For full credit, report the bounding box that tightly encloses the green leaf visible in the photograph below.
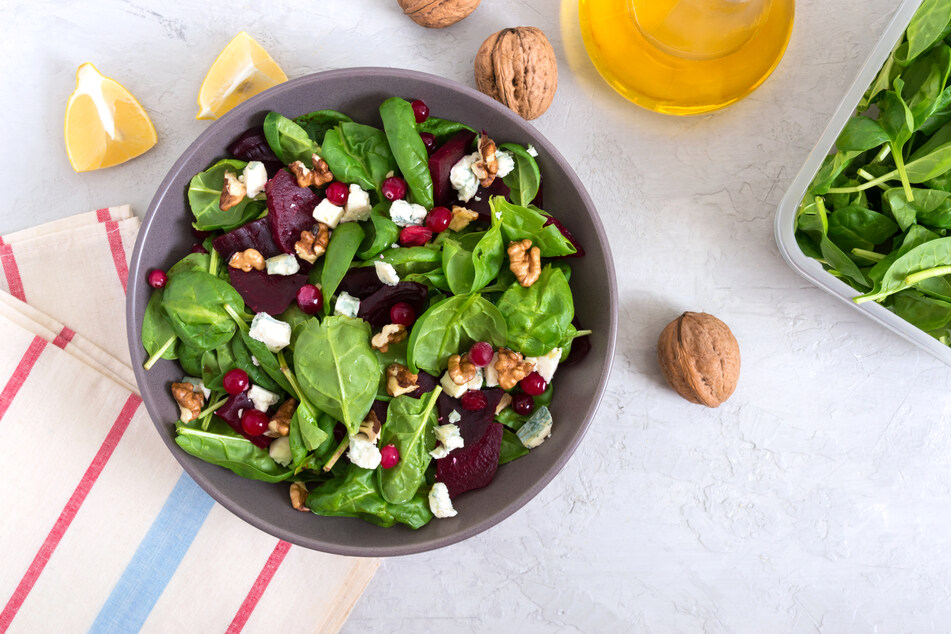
[142,289,178,362]
[378,389,441,505]
[498,143,541,206]
[371,246,442,276]
[161,271,244,352]
[356,204,401,260]
[306,464,433,529]
[175,426,291,483]
[893,289,951,330]
[497,265,574,357]
[885,187,951,230]
[835,116,889,152]
[499,428,530,465]
[905,0,951,63]
[380,97,434,209]
[442,222,504,295]
[492,197,577,257]
[827,205,900,251]
[416,117,475,144]
[293,109,352,144]
[296,401,330,452]
[263,111,321,165]
[322,122,397,194]
[855,236,951,303]
[188,159,263,232]
[230,334,282,392]
[321,222,365,312]
[406,294,507,374]
[236,329,293,394]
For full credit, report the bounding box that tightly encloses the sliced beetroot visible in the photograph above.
[338,266,385,299]
[229,267,308,315]
[266,169,321,254]
[371,399,389,426]
[215,391,271,448]
[430,130,476,206]
[213,217,281,261]
[463,178,512,222]
[436,388,503,446]
[228,127,283,176]
[357,281,428,328]
[543,214,585,258]
[436,421,503,498]
[409,371,438,399]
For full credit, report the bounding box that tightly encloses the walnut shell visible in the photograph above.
[397,0,480,28]
[657,312,740,408]
[474,27,558,120]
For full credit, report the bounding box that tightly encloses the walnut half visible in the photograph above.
[507,239,541,287]
[371,324,408,353]
[449,206,479,232]
[289,154,334,188]
[266,399,297,437]
[171,382,204,423]
[219,170,247,211]
[386,363,419,397]
[228,248,266,272]
[447,353,477,385]
[295,223,330,263]
[471,133,499,187]
[289,482,309,511]
[495,348,535,390]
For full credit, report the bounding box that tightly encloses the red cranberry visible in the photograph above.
[469,342,493,367]
[296,283,324,315]
[390,302,416,326]
[399,225,432,247]
[381,176,407,201]
[411,99,429,123]
[325,181,349,206]
[148,269,167,289]
[191,243,208,254]
[241,409,269,436]
[420,132,437,154]
[381,444,400,469]
[192,227,211,239]
[512,392,534,415]
[520,372,547,396]
[426,206,452,233]
[223,369,250,395]
[460,390,487,411]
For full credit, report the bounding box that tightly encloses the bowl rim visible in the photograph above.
[126,66,618,556]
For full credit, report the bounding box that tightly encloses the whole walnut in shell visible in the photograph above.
[657,312,740,408]
[474,27,558,120]
[397,0,480,28]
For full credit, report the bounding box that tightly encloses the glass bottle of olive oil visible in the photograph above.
[578,0,795,115]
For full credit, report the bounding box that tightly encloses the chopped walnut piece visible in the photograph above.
[171,382,204,423]
[228,248,266,272]
[289,482,309,511]
[294,223,330,263]
[471,133,499,187]
[266,399,297,437]
[495,348,535,390]
[495,392,513,415]
[219,170,247,211]
[310,154,333,187]
[508,239,541,287]
[358,410,382,443]
[371,324,408,353]
[447,353,477,386]
[386,363,419,397]
[449,206,479,232]
[288,161,315,188]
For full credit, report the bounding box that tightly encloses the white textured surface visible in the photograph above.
[3,0,948,631]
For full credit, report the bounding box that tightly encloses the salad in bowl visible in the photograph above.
[140,94,591,530]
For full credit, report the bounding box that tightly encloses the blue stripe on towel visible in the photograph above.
[88,472,214,634]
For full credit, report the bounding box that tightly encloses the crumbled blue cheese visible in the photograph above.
[430,423,464,459]
[524,347,561,383]
[484,352,500,388]
[313,197,345,228]
[428,482,457,518]
[241,161,268,198]
[249,313,292,352]
[526,144,538,158]
[348,434,382,469]
[339,184,372,223]
[495,149,515,179]
[269,437,292,467]
[334,291,361,318]
[248,385,280,413]
[517,406,552,448]
[448,409,461,424]
[374,261,400,286]
[389,199,427,227]
[450,153,479,203]
[439,366,483,398]
[265,253,300,276]
[182,376,211,400]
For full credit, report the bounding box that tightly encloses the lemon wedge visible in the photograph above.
[63,63,157,172]
[196,32,287,120]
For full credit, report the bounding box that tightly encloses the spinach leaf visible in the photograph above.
[162,271,244,352]
[835,116,890,152]
[497,265,574,357]
[496,385,555,431]
[378,389,442,505]
[885,187,951,230]
[416,117,475,144]
[855,236,951,303]
[492,197,577,257]
[499,428,529,465]
[168,252,211,276]
[380,97,434,209]
[827,205,899,251]
[263,111,320,165]
[306,464,433,529]
[498,143,541,206]
[295,316,379,435]
[231,334,282,392]
[406,294,507,374]
[403,269,451,292]
[176,341,205,377]
[236,329,293,394]
[442,223,504,295]
[894,289,951,331]
[321,222,365,312]
[175,426,291,482]
[322,122,397,193]
[373,246,442,275]
[296,400,330,452]
[905,0,951,63]
[142,289,178,365]
[293,109,352,144]
[357,204,401,260]
[188,159,263,232]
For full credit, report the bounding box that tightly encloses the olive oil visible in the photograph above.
[578,0,794,115]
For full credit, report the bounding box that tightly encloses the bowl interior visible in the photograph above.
[127,68,617,556]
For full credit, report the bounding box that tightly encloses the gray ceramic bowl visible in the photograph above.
[127,67,617,556]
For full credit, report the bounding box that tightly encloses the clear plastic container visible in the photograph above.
[771,0,951,365]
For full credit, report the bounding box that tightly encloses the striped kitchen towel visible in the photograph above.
[0,208,378,634]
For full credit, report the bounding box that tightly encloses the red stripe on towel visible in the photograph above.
[95,208,111,223]
[225,540,292,633]
[51,326,76,350]
[0,336,46,423]
[102,220,129,294]
[0,237,25,302]
[0,394,142,631]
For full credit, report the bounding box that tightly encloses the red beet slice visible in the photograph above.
[371,399,389,426]
[357,281,428,328]
[436,388,503,446]
[213,217,281,261]
[229,267,308,315]
[266,169,321,254]
[338,266,385,299]
[228,126,283,177]
[430,130,476,206]
[215,391,271,448]
[543,214,585,258]
[436,422,503,498]
[461,178,511,222]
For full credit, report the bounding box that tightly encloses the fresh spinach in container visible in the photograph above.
[140,96,591,529]
[795,0,951,345]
